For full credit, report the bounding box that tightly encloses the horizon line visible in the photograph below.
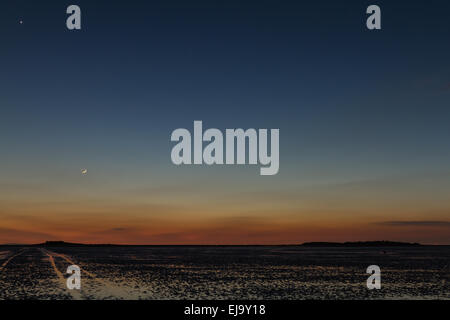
[2,240,447,246]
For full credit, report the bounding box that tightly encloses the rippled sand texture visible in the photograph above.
[0,246,448,300]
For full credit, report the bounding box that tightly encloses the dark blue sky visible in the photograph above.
[1,0,449,179]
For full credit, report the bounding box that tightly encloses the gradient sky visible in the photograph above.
[1,0,449,244]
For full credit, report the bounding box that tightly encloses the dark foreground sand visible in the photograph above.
[0,246,448,300]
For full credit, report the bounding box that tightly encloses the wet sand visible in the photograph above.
[0,246,448,300]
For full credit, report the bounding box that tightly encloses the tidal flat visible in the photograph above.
[0,246,448,300]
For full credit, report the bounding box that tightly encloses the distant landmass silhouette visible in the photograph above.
[300,241,421,247]
[34,241,120,247]
[0,240,425,247]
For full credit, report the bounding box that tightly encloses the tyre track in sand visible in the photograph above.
[0,248,27,273]
[41,248,133,299]
[40,248,82,300]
